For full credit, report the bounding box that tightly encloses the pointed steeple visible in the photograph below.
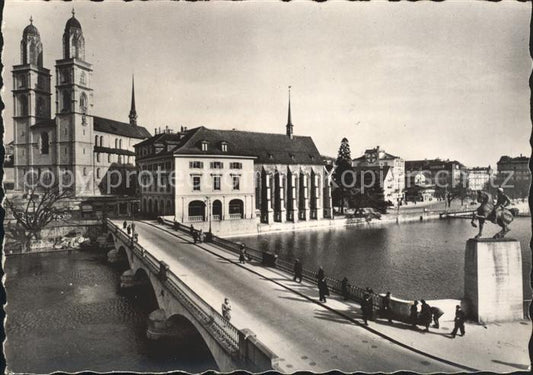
[129,75,138,126]
[286,85,293,139]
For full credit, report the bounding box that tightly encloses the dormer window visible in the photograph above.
[268,153,273,160]
[221,141,228,152]
[201,140,208,151]
[289,153,295,161]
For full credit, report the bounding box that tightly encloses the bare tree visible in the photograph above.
[4,185,73,251]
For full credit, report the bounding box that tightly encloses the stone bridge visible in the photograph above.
[105,219,278,372]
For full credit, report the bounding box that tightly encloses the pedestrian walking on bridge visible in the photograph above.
[239,244,247,264]
[341,277,349,300]
[451,305,465,338]
[420,300,432,332]
[318,277,329,303]
[123,220,127,229]
[430,306,444,328]
[361,293,373,325]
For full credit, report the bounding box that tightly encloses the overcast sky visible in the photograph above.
[2,1,530,168]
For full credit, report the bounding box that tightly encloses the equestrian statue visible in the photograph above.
[471,188,519,239]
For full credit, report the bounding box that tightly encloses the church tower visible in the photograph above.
[55,9,94,194]
[12,17,52,191]
[129,75,138,126]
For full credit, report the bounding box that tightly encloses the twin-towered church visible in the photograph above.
[12,11,151,196]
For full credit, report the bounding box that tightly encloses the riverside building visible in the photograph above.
[352,146,405,205]
[135,93,333,234]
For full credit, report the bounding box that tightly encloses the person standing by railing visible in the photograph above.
[420,299,432,332]
[410,300,419,328]
[341,277,349,300]
[318,276,330,303]
[239,243,247,264]
[222,297,232,322]
[361,293,373,325]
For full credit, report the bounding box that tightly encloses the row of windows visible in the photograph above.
[95,152,132,164]
[192,175,240,191]
[188,161,243,169]
[94,136,126,149]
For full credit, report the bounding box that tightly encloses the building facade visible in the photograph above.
[135,99,332,234]
[405,158,466,199]
[352,146,405,205]
[496,155,530,198]
[12,13,151,196]
[467,166,493,192]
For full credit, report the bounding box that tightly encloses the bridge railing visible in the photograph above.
[106,219,240,354]
[157,217,383,312]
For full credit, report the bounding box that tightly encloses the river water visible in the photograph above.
[4,250,218,373]
[232,217,532,300]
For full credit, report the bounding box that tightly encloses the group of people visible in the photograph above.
[123,221,138,242]
[190,225,205,244]
[409,300,465,337]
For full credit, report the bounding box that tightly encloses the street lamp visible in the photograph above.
[205,196,212,234]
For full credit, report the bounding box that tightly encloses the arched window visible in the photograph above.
[108,154,112,163]
[188,200,206,222]
[118,155,122,164]
[115,139,118,148]
[119,139,122,149]
[94,135,98,146]
[229,199,244,219]
[100,136,103,147]
[83,167,87,176]
[96,168,100,178]
[80,92,88,113]
[80,71,86,85]
[96,153,100,162]
[40,132,49,154]
[212,200,222,220]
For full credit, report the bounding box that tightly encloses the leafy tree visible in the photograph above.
[333,138,354,214]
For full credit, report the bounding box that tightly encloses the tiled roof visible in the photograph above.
[29,116,152,140]
[353,151,399,161]
[93,116,151,139]
[406,159,466,170]
[135,127,323,165]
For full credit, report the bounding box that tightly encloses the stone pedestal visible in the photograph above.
[464,238,523,323]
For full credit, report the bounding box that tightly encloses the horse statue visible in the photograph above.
[471,190,518,239]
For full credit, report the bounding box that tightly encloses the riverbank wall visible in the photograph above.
[4,220,110,255]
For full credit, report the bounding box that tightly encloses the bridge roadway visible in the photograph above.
[125,220,460,373]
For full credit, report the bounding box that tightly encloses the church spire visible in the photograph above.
[286,85,293,139]
[129,75,138,126]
